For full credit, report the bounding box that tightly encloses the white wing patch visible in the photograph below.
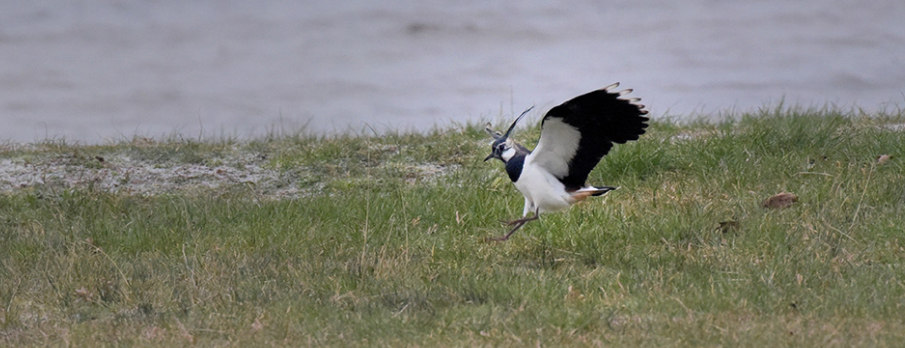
[526,117,580,179]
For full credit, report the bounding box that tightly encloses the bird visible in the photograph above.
[483,83,649,241]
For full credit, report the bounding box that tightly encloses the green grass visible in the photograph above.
[2,108,905,347]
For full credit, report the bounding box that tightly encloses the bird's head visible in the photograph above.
[484,106,533,163]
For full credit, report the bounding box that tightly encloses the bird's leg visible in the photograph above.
[499,198,534,225]
[502,214,539,226]
[488,208,540,242]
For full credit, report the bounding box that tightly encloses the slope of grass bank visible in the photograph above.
[2,108,905,347]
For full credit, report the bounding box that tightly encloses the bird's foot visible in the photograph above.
[499,219,525,226]
[501,214,539,226]
[487,213,539,242]
[485,221,526,242]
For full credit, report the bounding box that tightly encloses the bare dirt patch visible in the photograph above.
[0,151,307,198]
[0,144,460,199]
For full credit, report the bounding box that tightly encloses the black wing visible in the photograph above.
[528,83,648,191]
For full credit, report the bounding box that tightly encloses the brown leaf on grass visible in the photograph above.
[763,192,798,209]
[877,154,891,165]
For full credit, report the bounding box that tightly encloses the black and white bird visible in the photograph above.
[483,83,649,241]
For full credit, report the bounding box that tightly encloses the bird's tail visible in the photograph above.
[570,186,618,201]
[586,186,618,196]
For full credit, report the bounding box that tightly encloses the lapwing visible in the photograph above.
[484,83,649,241]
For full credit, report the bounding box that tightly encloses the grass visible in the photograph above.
[2,107,905,347]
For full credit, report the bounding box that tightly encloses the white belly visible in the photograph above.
[513,163,574,214]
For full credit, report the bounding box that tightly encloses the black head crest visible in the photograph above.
[502,106,534,139]
[486,106,533,141]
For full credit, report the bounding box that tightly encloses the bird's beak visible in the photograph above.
[484,153,495,162]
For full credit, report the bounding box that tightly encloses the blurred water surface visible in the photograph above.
[1,0,903,143]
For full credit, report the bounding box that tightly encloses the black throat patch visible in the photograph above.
[504,154,525,182]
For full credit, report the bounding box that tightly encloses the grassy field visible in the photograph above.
[2,107,905,347]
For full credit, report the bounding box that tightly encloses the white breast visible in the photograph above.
[514,156,574,214]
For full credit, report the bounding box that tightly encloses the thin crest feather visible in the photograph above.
[502,106,535,139]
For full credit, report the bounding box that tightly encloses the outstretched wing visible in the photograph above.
[528,83,649,191]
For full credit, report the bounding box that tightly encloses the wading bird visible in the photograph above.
[484,83,649,241]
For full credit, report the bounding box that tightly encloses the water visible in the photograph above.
[2,0,903,143]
